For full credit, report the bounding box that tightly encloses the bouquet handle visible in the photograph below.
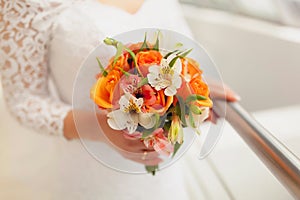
[213,100,300,198]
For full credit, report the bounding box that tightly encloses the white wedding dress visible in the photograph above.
[0,0,215,199]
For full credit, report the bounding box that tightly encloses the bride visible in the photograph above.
[0,0,238,199]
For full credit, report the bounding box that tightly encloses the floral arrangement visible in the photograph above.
[90,32,213,174]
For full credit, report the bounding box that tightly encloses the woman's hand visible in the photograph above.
[63,110,161,165]
[96,111,162,165]
[207,79,240,123]
[208,79,240,102]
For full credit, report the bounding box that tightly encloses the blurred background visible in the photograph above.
[179,0,300,199]
[1,0,300,199]
[181,0,300,111]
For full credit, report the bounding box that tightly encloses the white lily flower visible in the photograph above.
[147,55,182,96]
[107,93,156,134]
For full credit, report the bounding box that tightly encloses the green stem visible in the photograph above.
[145,165,158,176]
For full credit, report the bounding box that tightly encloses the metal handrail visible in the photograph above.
[213,100,300,199]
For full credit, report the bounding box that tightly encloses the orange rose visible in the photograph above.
[153,90,173,114]
[90,69,121,109]
[136,50,163,76]
[180,58,213,108]
[143,89,173,115]
[127,42,153,54]
[107,54,130,72]
[137,50,162,66]
[181,57,202,78]
[189,78,213,108]
[189,78,209,97]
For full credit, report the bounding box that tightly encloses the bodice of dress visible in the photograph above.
[49,0,193,104]
[0,0,192,136]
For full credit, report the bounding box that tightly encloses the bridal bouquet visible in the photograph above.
[90,32,213,174]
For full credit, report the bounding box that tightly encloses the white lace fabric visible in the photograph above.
[0,0,72,136]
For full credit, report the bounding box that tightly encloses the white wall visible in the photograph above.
[183,6,300,111]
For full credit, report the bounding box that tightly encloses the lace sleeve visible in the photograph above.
[0,0,72,136]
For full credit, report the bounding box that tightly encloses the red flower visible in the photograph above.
[141,84,156,106]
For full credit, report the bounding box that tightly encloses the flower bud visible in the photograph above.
[103,37,118,46]
[190,104,202,115]
[168,116,183,144]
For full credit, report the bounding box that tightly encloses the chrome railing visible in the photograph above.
[214,101,300,199]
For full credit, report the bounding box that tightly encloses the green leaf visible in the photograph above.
[163,50,179,59]
[176,95,187,126]
[137,77,148,88]
[179,48,193,58]
[188,111,196,128]
[142,130,154,138]
[117,67,130,77]
[163,121,171,132]
[158,112,169,128]
[124,47,138,67]
[154,113,161,129]
[153,31,160,51]
[172,142,182,158]
[96,57,108,77]
[113,42,124,67]
[169,56,179,68]
[145,165,158,176]
[140,33,149,51]
[175,42,183,48]
[185,94,207,104]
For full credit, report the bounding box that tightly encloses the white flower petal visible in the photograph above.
[173,60,182,74]
[128,113,139,124]
[107,110,128,130]
[148,65,160,74]
[119,93,143,112]
[147,74,158,88]
[125,113,139,134]
[119,94,130,111]
[139,113,156,129]
[173,76,182,88]
[161,59,169,67]
[164,85,177,96]
[135,98,143,108]
[166,54,181,73]
[126,122,138,134]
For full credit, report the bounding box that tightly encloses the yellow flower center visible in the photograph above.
[123,99,141,113]
[160,66,174,76]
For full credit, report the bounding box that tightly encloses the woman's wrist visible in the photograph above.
[63,110,106,142]
[63,110,79,140]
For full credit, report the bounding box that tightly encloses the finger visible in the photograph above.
[207,110,214,124]
[122,151,159,160]
[211,110,219,124]
[130,156,163,166]
[133,140,155,152]
[207,79,240,102]
[117,139,155,153]
[141,157,163,166]
[121,151,162,165]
